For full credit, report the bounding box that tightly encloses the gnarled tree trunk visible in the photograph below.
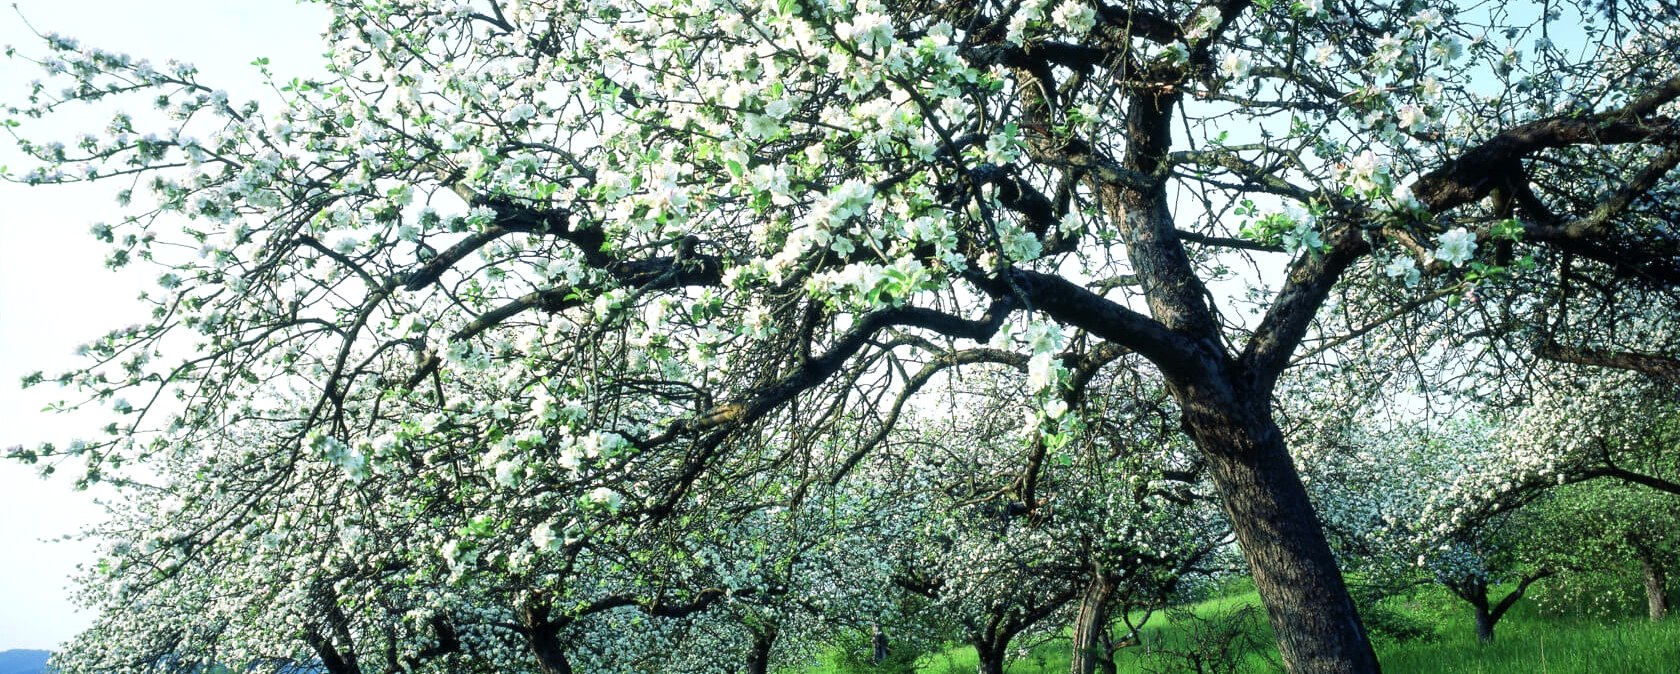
[974,640,1008,674]
[519,595,575,674]
[1180,393,1381,674]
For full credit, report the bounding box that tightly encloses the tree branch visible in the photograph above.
[1240,225,1370,392]
[1536,339,1680,386]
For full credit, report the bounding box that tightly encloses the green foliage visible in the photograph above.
[825,628,925,674]
[1517,479,1680,619]
[1531,567,1664,620]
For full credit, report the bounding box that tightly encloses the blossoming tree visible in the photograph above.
[871,367,1228,674]
[8,0,1680,672]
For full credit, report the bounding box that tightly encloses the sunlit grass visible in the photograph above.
[799,582,1680,674]
[1375,594,1680,674]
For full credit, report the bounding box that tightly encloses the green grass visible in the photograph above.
[1373,589,1680,674]
[800,582,1680,674]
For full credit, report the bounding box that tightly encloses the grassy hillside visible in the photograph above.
[800,583,1680,674]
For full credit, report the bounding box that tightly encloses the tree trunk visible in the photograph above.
[745,626,777,674]
[306,631,362,674]
[1642,556,1670,621]
[519,596,575,674]
[1181,394,1381,674]
[1473,600,1495,643]
[527,635,574,674]
[974,641,1008,674]
[1070,571,1117,674]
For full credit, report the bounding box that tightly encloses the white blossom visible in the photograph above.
[1433,227,1478,267]
[1384,255,1421,287]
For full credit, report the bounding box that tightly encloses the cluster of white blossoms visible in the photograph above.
[1432,227,1478,268]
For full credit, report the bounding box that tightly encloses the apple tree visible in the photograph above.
[9,0,1680,672]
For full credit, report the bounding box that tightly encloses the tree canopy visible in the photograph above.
[6,0,1680,673]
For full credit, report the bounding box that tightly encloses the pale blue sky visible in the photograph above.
[1,0,329,650]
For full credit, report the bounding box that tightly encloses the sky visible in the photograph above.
[0,0,329,651]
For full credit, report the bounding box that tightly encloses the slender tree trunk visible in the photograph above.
[1180,393,1381,674]
[1070,570,1117,674]
[1642,556,1670,621]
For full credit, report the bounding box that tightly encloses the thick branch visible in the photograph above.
[1177,229,1284,253]
[1536,339,1680,386]
[1489,569,1552,624]
[982,268,1203,380]
[452,249,724,343]
[1412,77,1680,213]
[1532,144,1680,240]
[404,199,605,292]
[1240,225,1371,392]
[1579,465,1680,497]
[651,297,1019,446]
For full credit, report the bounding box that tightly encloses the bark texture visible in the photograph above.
[974,642,1007,674]
[1069,571,1118,674]
[519,597,575,674]
[526,632,574,674]
[1473,599,1496,643]
[1181,393,1381,673]
[1642,556,1670,621]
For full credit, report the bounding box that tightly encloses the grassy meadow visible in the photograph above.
[799,582,1680,674]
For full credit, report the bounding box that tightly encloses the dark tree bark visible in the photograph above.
[515,585,729,674]
[1472,596,1496,643]
[744,625,778,674]
[519,596,574,674]
[1183,395,1381,672]
[306,583,363,674]
[527,635,574,674]
[1444,571,1549,643]
[961,588,1076,674]
[989,156,1383,674]
[1443,578,1498,642]
[306,632,362,674]
[974,640,1008,674]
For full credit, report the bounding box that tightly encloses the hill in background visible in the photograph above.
[0,649,49,674]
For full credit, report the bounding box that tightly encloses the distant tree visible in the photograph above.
[1523,480,1680,622]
